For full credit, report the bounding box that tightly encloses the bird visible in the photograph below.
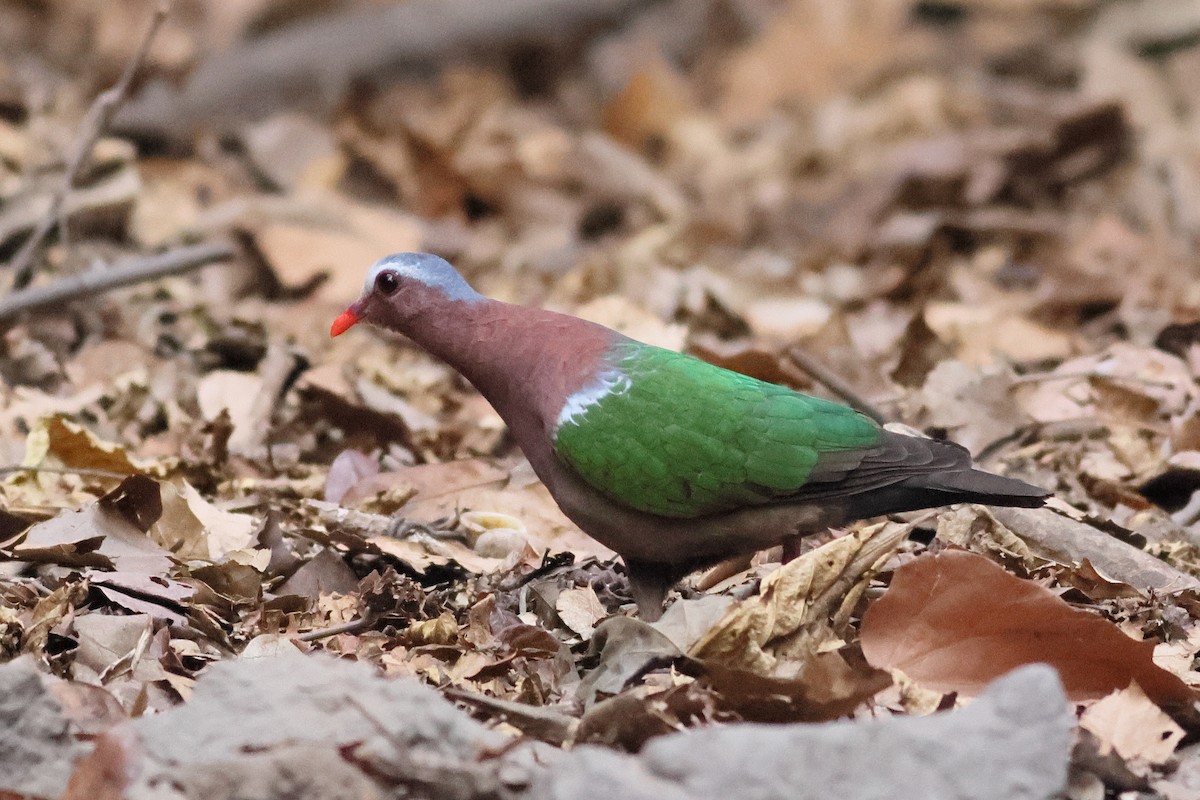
[331,253,1049,620]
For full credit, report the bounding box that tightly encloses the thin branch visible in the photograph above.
[441,685,577,745]
[341,695,509,797]
[8,0,172,289]
[1009,368,1174,389]
[297,613,377,642]
[0,241,235,324]
[695,553,754,592]
[783,346,888,425]
[0,465,131,480]
[233,344,309,458]
[114,0,657,138]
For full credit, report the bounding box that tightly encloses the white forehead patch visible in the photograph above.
[363,253,483,303]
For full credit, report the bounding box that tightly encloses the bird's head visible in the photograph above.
[330,252,482,336]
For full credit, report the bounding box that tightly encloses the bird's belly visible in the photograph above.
[509,416,842,564]
[544,464,839,564]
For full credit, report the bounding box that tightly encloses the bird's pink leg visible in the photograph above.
[781,536,804,564]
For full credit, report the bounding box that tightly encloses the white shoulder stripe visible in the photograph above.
[554,368,632,432]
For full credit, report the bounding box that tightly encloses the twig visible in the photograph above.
[0,465,131,480]
[1009,368,1175,389]
[342,696,509,797]
[974,418,1109,463]
[297,613,377,642]
[231,344,309,457]
[783,347,888,425]
[695,553,754,592]
[7,0,172,289]
[114,0,657,138]
[0,241,235,324]
[441,686,577,745]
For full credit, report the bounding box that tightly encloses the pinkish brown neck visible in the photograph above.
[395,297,615,448]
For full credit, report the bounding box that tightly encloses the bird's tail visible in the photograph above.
[845,468,1049,520]
[911,468,1049,508]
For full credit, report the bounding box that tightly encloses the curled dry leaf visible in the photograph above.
[407,612,459,646]
[650,595,735,652]
[922,302,1075,365]
[188,562,263,608]
[555,586,607,639]
[674,523,905,723]
[73,612,154,681]
[22,414,144,474]
[1014,344,1195,427]
[860,549,1196,707]
[907,361,1028,455]
[577,616,681,704]
[246,197,423,301]
[697,650,892,724]
[89,571,194,609]
[1079,682,1184,768]
[153,481,257,561]
[97,473,161,532]
[11,476,173,575]
[574,682,719,751]
[323,448,379,504]
[690,521,911,673]
[275,547,359,598]
[195,370,264,455]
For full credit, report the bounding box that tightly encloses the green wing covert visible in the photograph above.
[552,341,884,518]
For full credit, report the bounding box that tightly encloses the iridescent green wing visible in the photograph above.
[552,341,886,518]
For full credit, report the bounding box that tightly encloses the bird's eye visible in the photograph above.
[375,270,400,296]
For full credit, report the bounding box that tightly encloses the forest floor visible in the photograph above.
[4,1,1200,798]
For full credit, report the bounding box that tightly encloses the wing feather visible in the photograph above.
[553,342,908,518]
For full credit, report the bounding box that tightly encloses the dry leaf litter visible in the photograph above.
[4,1,1200,798]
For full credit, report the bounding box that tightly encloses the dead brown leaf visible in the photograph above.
[860,549,1196,707]
[603,51,694,151]
[555,586,607,639]
[1079,682,1184,768]
[21,414,144,475]
[690,521,911,674]
[11,477,173,575]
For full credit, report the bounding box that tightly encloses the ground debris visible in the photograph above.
[6,0,1200,796]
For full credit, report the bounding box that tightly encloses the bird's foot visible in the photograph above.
[622,559,679,622]
[781,536,804,564]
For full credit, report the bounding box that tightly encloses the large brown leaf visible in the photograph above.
[860,549,1195,708]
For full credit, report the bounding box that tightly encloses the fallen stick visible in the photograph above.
[234,343,310,458]
[296,613,377,642]
[0,241,235,324]
[0,465,131,480]
[115,0,655,138]
[7,0,172,290]
[783,346,889,425]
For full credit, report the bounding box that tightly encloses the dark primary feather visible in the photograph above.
[792,430,1048,519]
